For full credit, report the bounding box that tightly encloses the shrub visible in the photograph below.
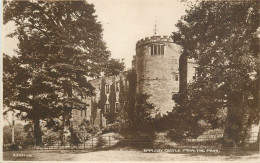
[42,130,60,145]
[119,93,157,146]
[96,136,107,148]
[9,144,19,151]
[3,124,27,144]
[166,129,185,142]
[102,122,120,134]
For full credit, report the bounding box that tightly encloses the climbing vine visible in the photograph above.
[106,77,117,124]
[117,71,137,122]
[126,71,137,122]
[91,98,98,124]
[119,76,126,109]
[98,78,107,114]
[90,71,137,127]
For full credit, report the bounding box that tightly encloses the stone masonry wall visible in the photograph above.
[72,71,129,128]
[72,35,196,127]
[135,36,182,115]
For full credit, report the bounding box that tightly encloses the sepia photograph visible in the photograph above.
[1,0,260,162]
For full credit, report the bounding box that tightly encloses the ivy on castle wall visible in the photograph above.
[117,71,137,123]
[126,71,137,122]
[90,98,98,124]
[89,71,137,127]
[109,77,116,112]
[119,76,126,107]
[106,77,117,124]
[98,78,107,114]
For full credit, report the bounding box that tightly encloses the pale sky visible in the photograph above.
[3,0,188,68]
[89,0,188,68]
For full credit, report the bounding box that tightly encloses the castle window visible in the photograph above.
[175,74,179,81]
[105,104,110,113]
[115,102,119,113]
[116,82,120,92]
[81,110,83,117]
[154,45,157,55]
[151,44,164,55]
[160,45,164,54]
[105,84,110,94]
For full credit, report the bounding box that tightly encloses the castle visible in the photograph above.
[72,35,196,127]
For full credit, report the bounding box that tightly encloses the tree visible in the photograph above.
[172,1,259,147]
[3,123,26,144]
[3,54,18,114]
[3,1,124,145]
[119,93,157,145]
[103,58,125,76]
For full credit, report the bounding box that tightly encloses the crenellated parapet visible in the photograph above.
[136,35,173,48]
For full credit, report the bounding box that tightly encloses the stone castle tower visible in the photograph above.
[132,36,182,115]
[133,35,196,115]
[72,35,197,127]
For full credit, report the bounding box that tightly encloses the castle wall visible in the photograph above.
[72,71,130,128]
[72,35,196,127]
[71,95,91,127]
[135,36,182,115]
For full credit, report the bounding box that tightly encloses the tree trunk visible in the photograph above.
[34,117,42,146]
[223,93,244,147]
[63,106,72,142]
[223,113,238,147]
[179,52,188,94]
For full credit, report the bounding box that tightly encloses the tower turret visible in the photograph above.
[135,36,182,115]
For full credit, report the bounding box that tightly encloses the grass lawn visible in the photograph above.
[3,149,260,161]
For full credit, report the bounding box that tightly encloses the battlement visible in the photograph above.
[136,35,173,48]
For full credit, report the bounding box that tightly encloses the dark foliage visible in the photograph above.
[96,136,107,148]
[3,1,124,145]
[171,1,259,147]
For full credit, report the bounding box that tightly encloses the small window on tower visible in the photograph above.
[151,44,164,55]
[175,74,179,81]
[161,45,164,54]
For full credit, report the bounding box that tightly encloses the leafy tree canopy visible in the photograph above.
[3,1,124,145]
[171,1,259,146]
